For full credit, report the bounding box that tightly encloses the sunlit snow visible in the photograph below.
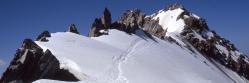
[33,29,247,83]
[33,7,248,83]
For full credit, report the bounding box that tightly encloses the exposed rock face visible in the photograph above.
[88,8,168,39]
[89,9,152,37]
[89,8,166,38]
[67,24,80,34]
[113,9,167,39]
[88,18,106,37]
[113,9,145,34]
[184,17,208,33]
[36,31,51,42]
[179,11,249,79]
[0,39,79,83]
[88,8,111,37]
[143,17,166,39]
[101,8,112,29]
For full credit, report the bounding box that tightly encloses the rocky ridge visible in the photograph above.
[88,3,249,80]
[1,3,249,83]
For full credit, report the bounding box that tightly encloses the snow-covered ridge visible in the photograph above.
[34,29,248,83]
[1,3,249,83]
[149,4,248,67]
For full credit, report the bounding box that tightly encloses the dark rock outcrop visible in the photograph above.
[67,24,80,34]
[88,8,169,40]
[0,39,79,83]
[113,9,145,34]
[184,17,208,33]
[165,3,184,11]
[89,8,166,38]
[143,17,166,39]
[89,9,148,37]
[177,11,190,20]
[101,8,112,29]
[88,8,112,37]
[117,9,145,27]
[180,10,249,79]
[88,18,106,37]
[36,31,51,42]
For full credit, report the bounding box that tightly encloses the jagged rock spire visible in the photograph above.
[88,8,112,37]
[88,18,105,37]
[67,24,80,34]
[101,7,112,29]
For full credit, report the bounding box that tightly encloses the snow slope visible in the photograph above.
[152,8,187,46]
[153,8,185,33]
[34,29,246,83]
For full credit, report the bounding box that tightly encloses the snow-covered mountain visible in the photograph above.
[1,4,249,83]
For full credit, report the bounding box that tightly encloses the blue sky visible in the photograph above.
[0,0,248,74]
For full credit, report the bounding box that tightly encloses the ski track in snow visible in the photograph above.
[32,6,249,82]
[33,30,249,83]
[111,38,145,83]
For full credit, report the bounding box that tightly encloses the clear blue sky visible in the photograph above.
[0,0,248,74]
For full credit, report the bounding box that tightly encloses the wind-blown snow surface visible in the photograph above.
[33,29,247,83]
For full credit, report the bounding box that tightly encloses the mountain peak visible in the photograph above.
[2,3,249,83]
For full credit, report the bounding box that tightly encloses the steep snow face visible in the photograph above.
[34,29,247,83]
[151,7,246,62]
[153,8,185,34]
[151,8,187,47]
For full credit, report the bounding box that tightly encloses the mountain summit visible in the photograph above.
[1,4,249,83]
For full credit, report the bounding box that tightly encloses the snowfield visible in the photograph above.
[33,7,249,83]
[34,29,248,83]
